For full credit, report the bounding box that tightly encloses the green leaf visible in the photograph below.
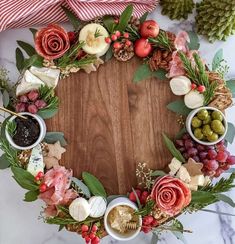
[44,132,67,146]
[24,54,43,69]
[0,154,10,169]
[11,166,38,191]
[191,191,217,204]
[37,108,58,119]
[153,69,167,80]
[216,193,235,207]
[133,64,152,83]
[104,46,113,61]
[212,49,223,71]
[61,6,80,31]
[167,100,192,116]
[139,12,149,24]
[82,172,107,198]
[187,31,200,50]
[15,48,25,72]
[103,15,115,33]
[224,122,235,144]
[151,170,167,177]
[24,190,39,202]
[71,177,91,199]
[2,90,9,107]
[162,133,186,163]
[29,28,38,38]
[226,79,235,97]
[58,225,65,232]
[132,187,142,209]
[17,41,36,56]
[116,4,133,32]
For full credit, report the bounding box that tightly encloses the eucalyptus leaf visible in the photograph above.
[37,108,58,119]
[61,6,80,31]
[167,100,192,116]
[82,172,107,198]
[216,193,235,207]
[191,191,217,204]
[116,5,133,32]
[153,69,167,80]
[224,122,235,144]
[226,79,235,97]
[139,12,149,24]
[151,170,167,177]
[15,48,25,72]
[71,177,91,199]
[0,154,10,169]
[17,41,36,56]
[24,190,39,202]
[44,132,67,146]
[2,90,9,107]
[212,49,223,71]
[133,64,152,83]
[162,133,185,162]
[103,15,115,33]
[29,28,38,38]
[105,46,113,62]
[187,31,200,51]
[24,54,43,69]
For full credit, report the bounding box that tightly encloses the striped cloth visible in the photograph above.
[0,0,158,32]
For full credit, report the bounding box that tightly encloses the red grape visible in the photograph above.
[216,151,228,163]
[199,151,208,160]
[15,103,26,112]
[183,152,189,160]
[208,149,217,159]
[192,156,200,162]
[185,139,194,149]
[176,140,184,147]
[19,95,28,103]
[227,156,235,165]
[196,144,205,152]
[188,147,198,157]
[214,168,224,178]
[178,147,186,153]
[205,160,219,171]
[28,104,38,114]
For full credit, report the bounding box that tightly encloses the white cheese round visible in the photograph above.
[170,76,192,96]
[89,196,107,218]
[69,198,90,222]
[184,90,204,109]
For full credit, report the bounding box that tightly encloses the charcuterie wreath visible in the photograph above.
[1,5,235,244]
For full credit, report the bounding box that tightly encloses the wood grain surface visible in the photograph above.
[46,57,180,194]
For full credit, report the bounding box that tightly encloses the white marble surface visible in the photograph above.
[0,5,235,244]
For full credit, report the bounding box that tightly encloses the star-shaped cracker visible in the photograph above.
[44,156,59,169]
[184,158,203,176]
[47,141,66,160]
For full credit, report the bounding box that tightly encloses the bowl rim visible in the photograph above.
[186,106,228,146]
[104,197,142,241]
[5,112,46,150]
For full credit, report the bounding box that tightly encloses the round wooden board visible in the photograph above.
[46,57,180,194]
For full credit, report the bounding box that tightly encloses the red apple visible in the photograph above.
[134,38,152,58]
[140,20,160,38]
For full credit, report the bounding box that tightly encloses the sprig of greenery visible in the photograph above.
[125,25,140,41]
[6,120,17,137]
[149,30,173,51]
[0,67,10,91]
[73,55,98,68]
[94,28,102,38]
[39,85,59,110]
[179,52,216,105]
[135,200,155,216]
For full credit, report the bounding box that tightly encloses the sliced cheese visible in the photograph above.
[169,157,182,176]
[190,175,205,186]
[30,66,60,88]
[27,144,44,176]
[89,196,107,218]
[69,198,90,222]
[176,166,191,183]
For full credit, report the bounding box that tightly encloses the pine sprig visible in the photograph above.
[39,85,59,110]
[179,52,217,105]
[135,200,155,216]
[149,30,173,51]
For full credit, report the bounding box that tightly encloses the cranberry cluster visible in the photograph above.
[81,224,100,244]
[105,30,132,49]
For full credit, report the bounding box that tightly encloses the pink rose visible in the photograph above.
[151,176,191,216]
[35,24,70,60]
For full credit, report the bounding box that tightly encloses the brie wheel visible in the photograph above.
[184,90,204,109]
[69,198,90,222]
[170,76,191,96]
[89,196,107,218]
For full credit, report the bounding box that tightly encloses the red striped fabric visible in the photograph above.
[0,0,158,32]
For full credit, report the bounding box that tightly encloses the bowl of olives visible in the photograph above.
[186,107,228,145]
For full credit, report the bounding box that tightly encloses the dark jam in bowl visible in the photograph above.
[12,116,40,147]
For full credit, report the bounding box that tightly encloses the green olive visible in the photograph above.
[212,111,223,121]
[191,117,202,128]
[207,133,219,142]
[217,125,225,135]
[202,125,213,137]
[211,120,223,133]
[194,128,204,140]
[203,115,211,125]
[197,109,209,120]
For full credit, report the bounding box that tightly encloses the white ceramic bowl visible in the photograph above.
[104,197,142,242]
[186,106,227,146]
[5,112,46,150]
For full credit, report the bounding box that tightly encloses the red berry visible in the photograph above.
[39,183,47,192]
[82,232,88,238]
[67,31,76,43]
[208,149,217,159]
[151,219,158,227]
[111,34,117,41]
[205,160,219,171]
[85,236,91,243]
[113,42,121,49]
[114,18,119,24]
[216,151,228,163]
[19,95,28,103]
[125,40,132,47]
[91,225,98,232]
[35,99,47,109]
[27,104,38,114]
[89,233,96,239]
[27,90,39,101]
[123,32,129,39]
[37,171,44,179]
[227,156,235,165]
[15,103,26,112]
[197,85,206,93]
[141,226,151,233]
[81,225,89,232]
[143,216,154,225]
[129,189,141,202]
[105,37,111,44]
[91,237,100,244]
[140,191,149,204]
[115,31,121,37]
[191,83,197,90]
[34,176,40,181]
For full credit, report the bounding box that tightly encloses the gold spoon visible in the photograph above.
[0,107,27,120]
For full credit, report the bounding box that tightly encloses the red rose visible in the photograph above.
[151,176,191,216]
[35,24,70,60]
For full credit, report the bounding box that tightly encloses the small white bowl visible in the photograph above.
[104,197,142,242]
[186,106,227,146]
[5,112,46,150]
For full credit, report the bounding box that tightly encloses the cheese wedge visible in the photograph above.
[29,66,60,88]
[27,144,44,176]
